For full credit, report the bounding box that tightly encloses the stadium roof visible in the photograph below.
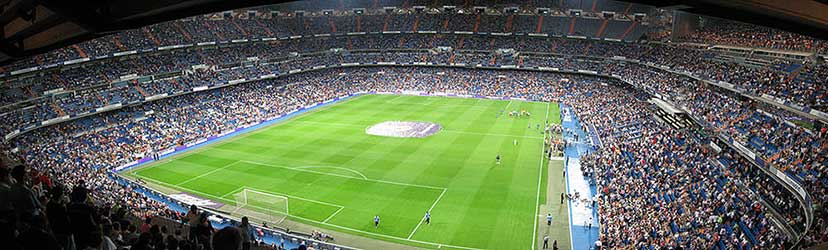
[628,0,828,40]
[0,0,288,64]
[0,0,826,65]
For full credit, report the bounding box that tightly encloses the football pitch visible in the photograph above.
[126,94,563,250]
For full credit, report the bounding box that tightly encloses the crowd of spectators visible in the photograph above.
[0,4,826,250]
[2,41,825,177]
[0,159,300,250]
[4,32,826,136]
[568,78,791,248]
[0,6,647,72]
[2,52,825,249]
[679,19,828,54]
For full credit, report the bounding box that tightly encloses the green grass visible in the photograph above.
[127,94,561,250]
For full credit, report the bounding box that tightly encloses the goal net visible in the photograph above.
[232,189,289,224]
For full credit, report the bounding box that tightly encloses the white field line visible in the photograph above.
[240,160,446,190]
[175,161,240,186]
[134,173,482,250]
[407,188,447,239]
[232,206,244,214]
[322,207,344,223]
[240,188,291,215]
[441,129,543,139]
[371,93,550,104]
[503,100,514,111]
[294,120,544,139]
[386,95,406,103]
[532,103,550,250]
[293,166,369,180]
[241,186,344,209]
[221,186,247,198]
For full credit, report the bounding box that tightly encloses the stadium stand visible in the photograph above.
[0,1,826,250]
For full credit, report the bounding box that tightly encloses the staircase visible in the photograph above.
[356,15,362,32]
[231,20,249,37]
[786,158,804,171]
[72,45,87,58]
[504,15,514,32]
[472,14,481,33]
[382,14,391,32]
[412,15,420,32]
[113,36,127,51]
[328,17,337,33]
[142,27,162,46]
[52,74,68,89]
[457,37,465,50]
[170,79,183,91]
[24,86,36,98]
[535,16,544,33]
[173,22,194,42]
[622,3,633,16]
[618,21,637,40]
[97,93,109,106]
[767,151,783,163]
[255,19,274,37]
[596,19,609,38]
[568,17,577,35]
[202,22,226,40]
[99,72,110,82]
[583,43,593,55]
[50,102,66,116]
[727,112,752,129]
[448,53,456,64]
[133,83,149,97]
[785,65,806,83]
[550,40,558,53]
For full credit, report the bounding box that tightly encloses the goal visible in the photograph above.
[232,188,289,224]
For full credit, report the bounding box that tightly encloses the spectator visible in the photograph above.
[9,164,42,223]
[46,185,73,249]
[67,186,98,249]
[239,216,254,250]
[213,226,243,250]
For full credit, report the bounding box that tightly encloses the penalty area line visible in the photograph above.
[240,160,446,190]
[133,167,483,250]
[407,188,447,239]
[293,166,368,180]
[322,207,344,223]
[220,186,248,198]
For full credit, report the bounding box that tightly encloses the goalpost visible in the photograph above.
[232,188,289,224]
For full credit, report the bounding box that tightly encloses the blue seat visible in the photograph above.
[738,221,757,245]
